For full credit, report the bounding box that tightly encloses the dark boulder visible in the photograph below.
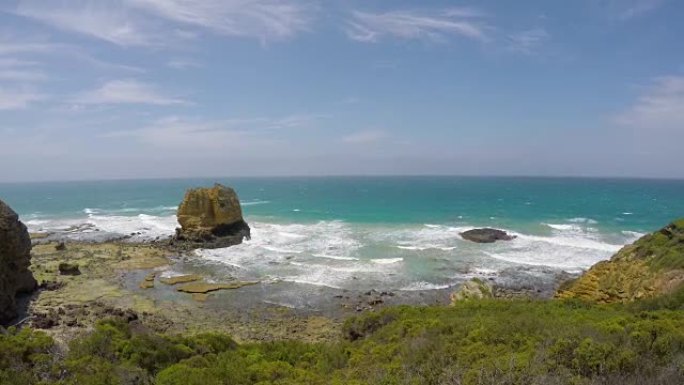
[0,200,37,324]
[460,228,515,243]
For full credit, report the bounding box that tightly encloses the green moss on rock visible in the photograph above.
[558,219,684,303]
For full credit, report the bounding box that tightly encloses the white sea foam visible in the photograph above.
[400,282,451,291]
[397,245,456,251]
[371,258,403,265]
[567,217,598,224]
[242,200,270,206]
[312,254,359,261]
[545,223,579,231]
[622,230,644,240]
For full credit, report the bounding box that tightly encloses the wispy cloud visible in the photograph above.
[343,130,388,144]
[0,58,49,82]
[167,58,202,70]
[507,28,550,54]
[346,8,489,43]
[0,35,64,55]
[14,0,314,47]
[104,114,318,150]
[128,0,313,42]
[614,0,666,20]
[615,75,684,129]
[0,86,46,110]
[72,79,188,105]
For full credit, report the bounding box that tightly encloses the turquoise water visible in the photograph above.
[1,177,683,292]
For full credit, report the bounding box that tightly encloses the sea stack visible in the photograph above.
[173,184,251,249]
[0,200,38,324]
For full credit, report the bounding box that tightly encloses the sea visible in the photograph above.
[1,176,683,295]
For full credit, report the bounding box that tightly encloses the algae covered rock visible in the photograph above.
[174,184,251,249]
[0,199,37,324]
[460,228,515,243]
[450,278,494,303]
[557,219,684,303]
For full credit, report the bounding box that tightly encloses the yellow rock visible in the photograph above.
[139,273,156,289]
[160,274,202,285]
[176,281,258,294]
[177,184,244,232]
[557,219,684,303]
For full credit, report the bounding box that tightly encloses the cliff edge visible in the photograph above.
[0,199,37,324]
[557,219,684,303]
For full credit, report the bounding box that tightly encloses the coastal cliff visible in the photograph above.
[557,219,684,303]
[0,200,37,324]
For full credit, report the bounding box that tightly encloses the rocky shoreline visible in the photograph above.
[1,185,581,346]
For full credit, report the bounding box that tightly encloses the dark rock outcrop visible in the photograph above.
[0,200,37,324]
[460,228,515,243]
[172,184,251,249]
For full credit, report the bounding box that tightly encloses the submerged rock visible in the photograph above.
[557,219,684,303]
[0,200,38,324]
[173,184,251,249]
[159,274,202,285]
[176,281,258,294]
[460,228,515,243]
[450,278,494,303]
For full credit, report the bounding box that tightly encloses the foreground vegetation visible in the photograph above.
[3,290,684,385]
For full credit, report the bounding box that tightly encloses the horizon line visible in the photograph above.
[2,173,684,185]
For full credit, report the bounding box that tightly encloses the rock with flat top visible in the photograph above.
[0,200,37,324]
[460,228,515,243]
[173,184,251,249]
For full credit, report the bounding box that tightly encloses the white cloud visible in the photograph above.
[346,8,489,43]
[614,0,666,20]
[343,130,388,144]
[615,75,684,129]
[0,86,46,110]
[167,58,202,70]
[128,0,313,41]
[0,35,63,55]
[0,58,48,82]
[14,0,314,47]
[72,79,188,105]
[103,114,316,151]
[507,28,550,54]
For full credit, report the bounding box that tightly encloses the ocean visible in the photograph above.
[1,176,683,294]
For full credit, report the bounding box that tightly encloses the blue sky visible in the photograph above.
[0,0,683,182]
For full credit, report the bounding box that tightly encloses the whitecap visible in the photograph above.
[400,282,451,291]
[312,254,359,261]
[242,200,270,206]
[397,245,456,251]
[567,217,598,224]
[371,258,403,265]
[545,223,579,231]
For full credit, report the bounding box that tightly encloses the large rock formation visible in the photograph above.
[0,200,37,324]
[460,228,515,243]
[557,219,684,303]
[173,184,251,249]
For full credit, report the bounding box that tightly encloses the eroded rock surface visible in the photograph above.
[557,219,684,303]
[0,200,37,324]
[450,278,494,303]
[173,184,251,249]
[460,228,515,243]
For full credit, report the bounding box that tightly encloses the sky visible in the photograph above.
[0,0,683,182]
